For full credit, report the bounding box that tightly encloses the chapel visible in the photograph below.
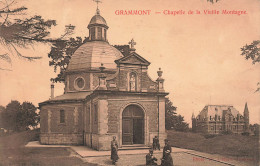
[39,6,168,150]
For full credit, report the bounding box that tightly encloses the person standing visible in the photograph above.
[111,136,119,165]
[153,136,160,150]
[161,139,173,166]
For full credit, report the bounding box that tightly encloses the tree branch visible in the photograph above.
[10,43,42,61]
[0,0,14,11]
[17,35,66,43]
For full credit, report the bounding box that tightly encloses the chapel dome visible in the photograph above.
[88,9,108,29]
[88,15,108,28]
[66,41,124,72]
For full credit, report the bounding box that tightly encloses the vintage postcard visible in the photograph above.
[0,0,259,165]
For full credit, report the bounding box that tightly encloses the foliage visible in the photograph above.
[241,40,260,65]
[221,130,233,135]
[0,0,75,71]
[165,98,177,130]
[19,102,39,129]
[203,134,217,139]
[48,37,87,82]
[0,100,39,131]
[0,105,5,128]
[241,40,260,92]
[173,115,189,131]
[1,100,21,130]
[165,98,189,131]
[241,132,250,136]
[0,0,57,65]
[249,123,259,136]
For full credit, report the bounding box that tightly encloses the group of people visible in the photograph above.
[146,138,173,166]
[110,136,173,166]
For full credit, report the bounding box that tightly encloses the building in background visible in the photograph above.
[192,103,249,134]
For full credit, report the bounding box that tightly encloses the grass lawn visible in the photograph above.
[0,130,97,166]
[167,130,259,161]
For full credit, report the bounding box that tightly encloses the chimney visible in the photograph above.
[51,82,54,99]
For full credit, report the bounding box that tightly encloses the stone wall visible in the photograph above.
[40,103,83,145]
[67,72,90,92]
[40,133,83,145]
[107,94,159,134]
[82,93,166,150]
[141,71,157,92]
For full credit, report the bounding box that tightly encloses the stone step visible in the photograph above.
[119,145,151,151]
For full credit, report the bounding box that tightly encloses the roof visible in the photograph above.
[66,41,124,72]
[39,92,92,106]
[50,92,91,101]
[88,14,108,29]
[115,52,150,66]
[197,105,242,118]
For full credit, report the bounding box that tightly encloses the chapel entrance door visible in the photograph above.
[122,105,144,145]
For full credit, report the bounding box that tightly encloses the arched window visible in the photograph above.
[129,72,137,91]
[97,27,102,40]
[60,110,65,123]
[90,27,95,40]
[104,29,107,40]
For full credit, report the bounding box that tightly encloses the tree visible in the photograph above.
[1,100,39,131]
[165,98,189,131]
[240,40,260,92]
[241,40,260,65]
[19,102,39,130]
[249,123,259,136]
[0,105,5,128]
[48,37,87,82]
[1,100,21,131]
[165,98,177,130]
[0,0,75,71]
[171,115,189,132]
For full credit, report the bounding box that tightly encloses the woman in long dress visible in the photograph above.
[161,139,173,166]
[111,136,119,165]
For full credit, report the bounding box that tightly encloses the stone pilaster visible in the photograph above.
[99,100,108,134]
[159,97,166,133]
[74,107,78,132]
[48,109,51,133]
[158,96,167,146]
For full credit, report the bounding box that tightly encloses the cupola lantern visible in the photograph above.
[88,0,109,41]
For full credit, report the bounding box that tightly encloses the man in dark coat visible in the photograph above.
[111,136,119,165]
[153,136,160,150]
[161,139,173,166]
[146,149,157,165]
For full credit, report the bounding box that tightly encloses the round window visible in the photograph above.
[75,77,85,90]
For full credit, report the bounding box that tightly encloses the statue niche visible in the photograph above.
[129,72,137,91]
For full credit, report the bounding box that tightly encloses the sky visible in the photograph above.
[0,0,259,126]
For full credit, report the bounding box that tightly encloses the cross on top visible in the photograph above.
[93,0,102,8]
[129,38,136,49]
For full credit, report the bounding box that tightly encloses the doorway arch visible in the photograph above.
[122,105,144,145]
